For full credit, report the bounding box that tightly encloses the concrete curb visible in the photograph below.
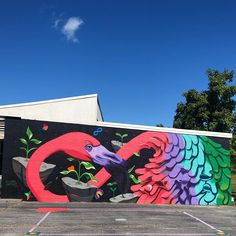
[0,199,22,208]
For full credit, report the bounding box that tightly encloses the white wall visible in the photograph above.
[0,94,103,124]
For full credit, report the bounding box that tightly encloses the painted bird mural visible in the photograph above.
[129,133,232,205]
[26,131,231,205]
[26,132,130,202]
[84,143,130,195]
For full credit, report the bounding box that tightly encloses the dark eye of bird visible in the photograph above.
[85,145,92,152]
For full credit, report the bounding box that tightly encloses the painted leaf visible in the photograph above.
[20,147,27,151]
[20,138,27,145]
[129,174,141,184]
[84,174,91,181]
[67,157,75,162]
[111,186,117,191]
[134,152,140,157]
[81,161,95,170]
[24,191,31,197]
[128,165,135,174]
[30,139,42,145]
[60,170,69,175]
[28,147,37,153]
[84,173,98,182]
[122,134,128,138]
[26,127,33,140]
[107,181,117,186]
[115,133,122,138]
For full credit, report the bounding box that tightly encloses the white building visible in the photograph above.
[0,94,103,139]
[0,94,232,194]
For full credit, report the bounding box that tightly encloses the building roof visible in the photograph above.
[0,94,232,139]
[0,94,100,110]
[0,94,103,125]
[97,121,232,138]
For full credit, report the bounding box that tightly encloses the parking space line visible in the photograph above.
[28,211,51,234]
[39,233,216,236]
[183,211,224,234]
[115,218,127,221]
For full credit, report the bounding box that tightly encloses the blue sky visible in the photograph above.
[0,0,236,127]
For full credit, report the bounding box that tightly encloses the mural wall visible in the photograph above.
[1,118,232,205]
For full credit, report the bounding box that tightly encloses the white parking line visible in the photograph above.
[115,218,127,221]
[39,233,216,236]
[183,211,224,234]
[28,211,51,233]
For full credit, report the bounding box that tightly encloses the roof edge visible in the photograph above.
[0,94,98,109]
[96,96,104,121]
[97,121,232,138]
[1,116,232,138]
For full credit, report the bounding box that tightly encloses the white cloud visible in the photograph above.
[61,17,84,43]
[53,19,61,29]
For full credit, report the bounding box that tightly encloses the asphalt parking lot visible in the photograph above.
[0,200,236,236]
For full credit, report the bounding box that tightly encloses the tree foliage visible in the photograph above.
[173,69,236,171]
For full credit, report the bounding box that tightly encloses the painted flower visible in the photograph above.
[95,189,104,200]
[67,165,75,171]
[42,124,49,131]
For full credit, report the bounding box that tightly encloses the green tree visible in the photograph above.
[173,69,236,171]
[231,135,236,173]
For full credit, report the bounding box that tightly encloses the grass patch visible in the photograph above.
[232,174,236,205]
[232,174,236,193]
